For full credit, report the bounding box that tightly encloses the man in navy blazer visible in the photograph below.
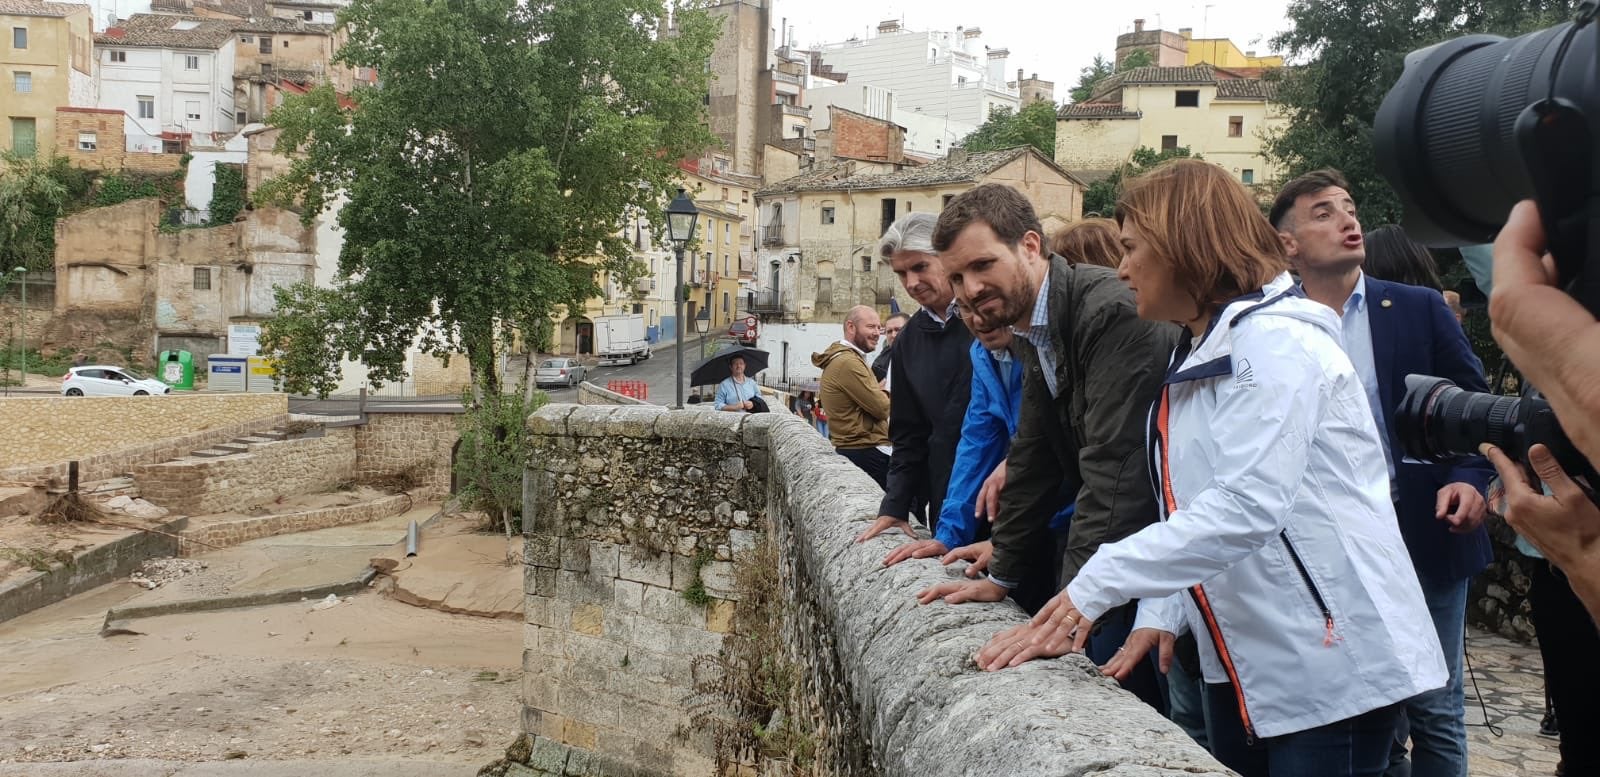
[1272,170,1490,777]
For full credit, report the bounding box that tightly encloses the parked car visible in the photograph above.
[534,358,587,388]
[728,320,758,346]
[62,366,172,396]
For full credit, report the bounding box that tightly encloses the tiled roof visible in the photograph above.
[97,13,237,48]
[0,0,86,17]
[1215,78,1278,101]
[1058,103,1141,119]
[1120,64,1219,85]
[234,16,332,33]
[758,147,1068,196]
[149,0,261,18]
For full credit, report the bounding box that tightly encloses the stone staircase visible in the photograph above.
[186,426,291,459]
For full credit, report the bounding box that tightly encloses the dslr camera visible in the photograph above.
[1374,3,1600,478]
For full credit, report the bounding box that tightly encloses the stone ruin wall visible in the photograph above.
[510,404,1231,777]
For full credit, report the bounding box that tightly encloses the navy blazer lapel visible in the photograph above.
[1368,280,1400,421]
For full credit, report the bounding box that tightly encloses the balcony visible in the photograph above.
[744,290,783,314]
[762,222,785,246]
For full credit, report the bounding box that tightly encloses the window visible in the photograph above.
[723,222,729,240]
[258,36,272,54]
[860,255,871,272]
[236,110,246,124]
[302,10,313,19]
[185,54,200,70]
[1161,134,1178,151]
[12,71,29,93]
[880,198,896,234]
[184,101,201,122]
[1175,90,1200,107]
[820,206,835,225]
[12,27,25,50]
[239,34,253,43]
[741,190,749,203]
[281,39,287,47]
[1228,115,1244,137]
[817,277,832,299]
[905,200,912,213]
[942,194,954,209]
[723,253,730,276]
[193,267,212,290]
[721,186,729,200]
[1241,169,1255,185]
[722,292,730,315]
[137,96,155,119]
[109,50,126,63]
[9,117,35,157]
[77,131,96,151]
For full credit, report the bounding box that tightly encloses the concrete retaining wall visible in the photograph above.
[179,493,412,554]
[575,381,650,406]
[0,516,188,623]
[516,405,1229,777]
[0,393,288,472]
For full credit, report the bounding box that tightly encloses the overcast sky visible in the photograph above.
[769,0,1295,96]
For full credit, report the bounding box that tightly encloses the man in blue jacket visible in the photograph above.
[877,310,1073,611]
[1272,170,1491,777]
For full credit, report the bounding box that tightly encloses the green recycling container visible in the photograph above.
[157,350,195,390]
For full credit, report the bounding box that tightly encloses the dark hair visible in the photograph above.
[1050,218,1123,268]
[932,183,1044,253]
[1116,159,1287,308]
[1362,225,1443,291]
[885,312,911,325]
[1268,168,1352,229]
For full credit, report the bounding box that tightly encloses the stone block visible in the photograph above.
[529,736,572,775]
[617,546,672,588]
[739,411,785,449]
[609,672,689,710]
[562,748,604,777]
[606,406,665,438]
[529,566,558,597]
[728,528,758,555]
[612,579,645,612]
[525,595,553,627]
[700,561,739,601]
[617,647,690,686]
[650,411,699,440]
[523,668,557,707]
[565,406,619,437]
[588,541,621,579]
[559,539,591,572]
[527,404,578,437]
[535,626,565,658]
[559,679,621,727]
[564,632,627,668]
[688,411,743,444]
[630,614,724,657]
[641,584,704,627]
[571,604,605,636]
[561,718,598,751]
[526,535,561,568]
[556,569,613,606]
[603,609,634,642]
[706,599,736,633]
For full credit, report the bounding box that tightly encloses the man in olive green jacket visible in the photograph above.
[814,305,892,487]
[916,184,1176,708]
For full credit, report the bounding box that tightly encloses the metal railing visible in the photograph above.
[762,222,785,246]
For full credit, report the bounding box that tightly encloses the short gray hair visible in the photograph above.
[878,212,939,260]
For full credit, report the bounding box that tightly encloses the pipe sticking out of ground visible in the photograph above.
[406,520,420,558]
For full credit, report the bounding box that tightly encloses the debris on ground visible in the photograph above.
[129,557,208,590]
[312,593,342,611]
[101,495,170,520]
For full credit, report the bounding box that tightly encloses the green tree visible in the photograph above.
[0,154,72,272]
[1082,145,1199,217]
[1119,49,1154,70]
[1266,0,1577,225]
[257,0,719,400]
[1069,54,1116,103]
[958,100,1059,157]
[208,163,245,225]
[454,388,546,539]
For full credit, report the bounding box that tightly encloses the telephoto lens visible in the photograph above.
[1395,375,1525,463]
[1374,20,1599,246]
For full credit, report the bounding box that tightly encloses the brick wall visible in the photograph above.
[829,105,905,164]
[351,412,460,499]
[0,393,288,473]
[133,428,356,514]
[122,153,186,174]
[53,108,127,171]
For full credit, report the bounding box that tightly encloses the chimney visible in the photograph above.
[1017,68,1024,82]
[1179,27,1192,39]
[1246,50,1256,57]
[964,26,982,39]
[1134,18,1145,32]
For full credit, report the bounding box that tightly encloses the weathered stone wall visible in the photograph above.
[1469,520,1539,643]
[0,516,189,624]
[412,353,472,397]
[133,429,355,515]
[351,411,461,499]
[0,393,288,472]
[516,405,1229,777]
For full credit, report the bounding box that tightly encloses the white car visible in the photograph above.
[62,366,171,396]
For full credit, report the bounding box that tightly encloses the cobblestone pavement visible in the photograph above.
[1464,627,1562,776]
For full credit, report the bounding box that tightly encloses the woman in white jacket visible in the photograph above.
[974,160,1445,776]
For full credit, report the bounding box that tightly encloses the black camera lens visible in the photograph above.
[1396,375,1522,462]
[1374,21,1596,246]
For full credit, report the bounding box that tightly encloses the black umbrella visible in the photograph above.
[691,346,771,386]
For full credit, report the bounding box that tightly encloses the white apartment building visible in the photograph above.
[95,13,235,146]
[813,19,1020,129]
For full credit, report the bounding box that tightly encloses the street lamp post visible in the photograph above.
[694,306,711,361]
[11,267,25,388]
[664,189,700,410]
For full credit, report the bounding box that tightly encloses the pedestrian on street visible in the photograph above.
[814,306,890,488]
[872,312,909,383]
[857,212,973,545]
[713,355,760,413]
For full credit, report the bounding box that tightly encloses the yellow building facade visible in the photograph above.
[2,0,93,157]
[1185,37,1284,69]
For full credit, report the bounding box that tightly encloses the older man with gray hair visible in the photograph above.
[857,211,975,544]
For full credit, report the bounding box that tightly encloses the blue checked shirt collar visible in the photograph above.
[1015,272,1059,397]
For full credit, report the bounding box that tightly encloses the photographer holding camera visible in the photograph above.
[1481,201,1600,624]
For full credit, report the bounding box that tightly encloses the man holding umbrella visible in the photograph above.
[694,346,771,413]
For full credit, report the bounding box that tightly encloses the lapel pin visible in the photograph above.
[1381,299,1393,308]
